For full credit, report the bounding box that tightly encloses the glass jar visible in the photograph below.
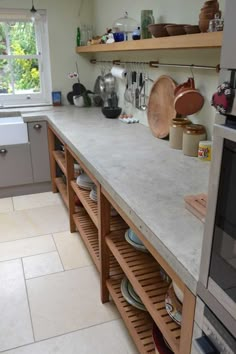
[183,124,206,157]
[141,10,155,39]
[169,118,191,150]
[112,12,138,41]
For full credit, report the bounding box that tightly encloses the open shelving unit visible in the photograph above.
[76,32,222,54]
[48,124,196,354]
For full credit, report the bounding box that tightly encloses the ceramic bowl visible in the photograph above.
[184,25,200,34]
[128,229,143,245]
[125,230,149,253]
[199,19,210,32]
[172,281,184,303]
[148,23,172,38]
[102,107,122,119]
[165,25,187,36]
[165,283,182,325]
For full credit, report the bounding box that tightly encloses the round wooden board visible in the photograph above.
[147,75,177,138]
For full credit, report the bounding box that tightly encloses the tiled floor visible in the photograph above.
[0,192,137,354]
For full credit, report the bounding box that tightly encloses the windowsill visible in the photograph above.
[0,104,53,114]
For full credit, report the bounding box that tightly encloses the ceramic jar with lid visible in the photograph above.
[183,124,206,157]
[169,118,191,150]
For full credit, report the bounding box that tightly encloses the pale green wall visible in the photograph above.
[0,0,94,104]
[92,0,226,138]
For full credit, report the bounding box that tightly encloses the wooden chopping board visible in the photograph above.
[147,75,177,139]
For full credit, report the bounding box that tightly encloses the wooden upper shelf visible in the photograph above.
[76,32,222,54]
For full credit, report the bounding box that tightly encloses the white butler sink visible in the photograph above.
[0,116,28,145]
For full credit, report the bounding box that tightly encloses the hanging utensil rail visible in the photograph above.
[90,59,220,72]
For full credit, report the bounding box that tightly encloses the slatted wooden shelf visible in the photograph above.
[73,208,100,270]
[55,177,68,208]
[73,209,123,278]
[76,32,222,53]
[52,150,67,176]
[71,180,128,231]
[107,277,155,354]
[106,231,181,354]
[71,180,98,228]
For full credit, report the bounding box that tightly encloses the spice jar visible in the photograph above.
[169,118,191,150]
[198,141,212,161]
[183,124,206,157]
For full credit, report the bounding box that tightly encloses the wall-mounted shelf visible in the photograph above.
[76,32,222,54]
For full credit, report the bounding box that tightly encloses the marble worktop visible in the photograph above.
[21,106,209,293]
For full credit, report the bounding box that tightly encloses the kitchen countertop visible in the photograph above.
[21,106,209,293]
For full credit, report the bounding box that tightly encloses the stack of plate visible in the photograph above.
[125,228,149,253]
[121,277,146,311]
[165,283,182,326]
[76,173,94,190]
[89,184,98,202]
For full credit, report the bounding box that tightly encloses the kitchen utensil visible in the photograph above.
[124,70,132,103]
[104,72,116,94]
[174,78,204,116]
[140,73,147,111]
[147,75,177,138]
[135,72,142,108]
[102,107,122,119]
[165,24,187,36]
[165,283,182,326]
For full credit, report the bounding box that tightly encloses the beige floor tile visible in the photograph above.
[1,320,137,354]
[13,192,62,211]
[23,251,63,279]
[53,231,92,270]
[0,197,13,213]
[0,204,69,243]
[27,266,120,341]
[0,235,56,262]
[0,259,34,352]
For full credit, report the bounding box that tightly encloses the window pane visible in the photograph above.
[9,22,37,55]
[0,22,7,55]
[0,59,12,94]
[13,58,40,93]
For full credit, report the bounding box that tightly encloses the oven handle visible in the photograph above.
[194,336,219,354]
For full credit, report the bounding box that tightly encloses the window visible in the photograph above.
[0,9,52,107]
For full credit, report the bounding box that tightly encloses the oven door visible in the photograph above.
[199,124,236,325]
[192,298,236,354]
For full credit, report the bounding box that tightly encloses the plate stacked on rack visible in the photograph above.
[125,228,149,253]
[121,277,147,311]
[165,283,182,326]
[76,173,94,190]
[89,184,98,202]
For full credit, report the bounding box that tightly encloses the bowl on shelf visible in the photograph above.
[198,19,211,32]
[165,24,187,36]
[152,323,173,354]
[102,107,122,119]
[184,25,200,34]
[124,228,149,253]
[76,173,94,190]
[165,283,182,326]
[172,281,184,303]
[148,23,172,38]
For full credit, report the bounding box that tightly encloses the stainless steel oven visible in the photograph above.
[198,122,236,338]
[192,298,236,354]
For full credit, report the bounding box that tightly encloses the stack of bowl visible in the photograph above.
[199,0,220,32]
[76,173,94,191]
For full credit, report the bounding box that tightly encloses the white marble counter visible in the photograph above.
[22,106,209,293]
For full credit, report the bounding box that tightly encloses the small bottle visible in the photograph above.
[76,27,81,46]
[132,27,141,40]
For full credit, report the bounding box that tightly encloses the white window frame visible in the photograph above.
[0,9,52,107]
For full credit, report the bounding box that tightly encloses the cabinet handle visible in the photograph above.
[34,124,42,130]
[0,148,7,155]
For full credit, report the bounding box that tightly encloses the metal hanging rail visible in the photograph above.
[90,59,220,72]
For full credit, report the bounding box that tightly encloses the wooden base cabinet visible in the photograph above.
[48,124,196,354]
